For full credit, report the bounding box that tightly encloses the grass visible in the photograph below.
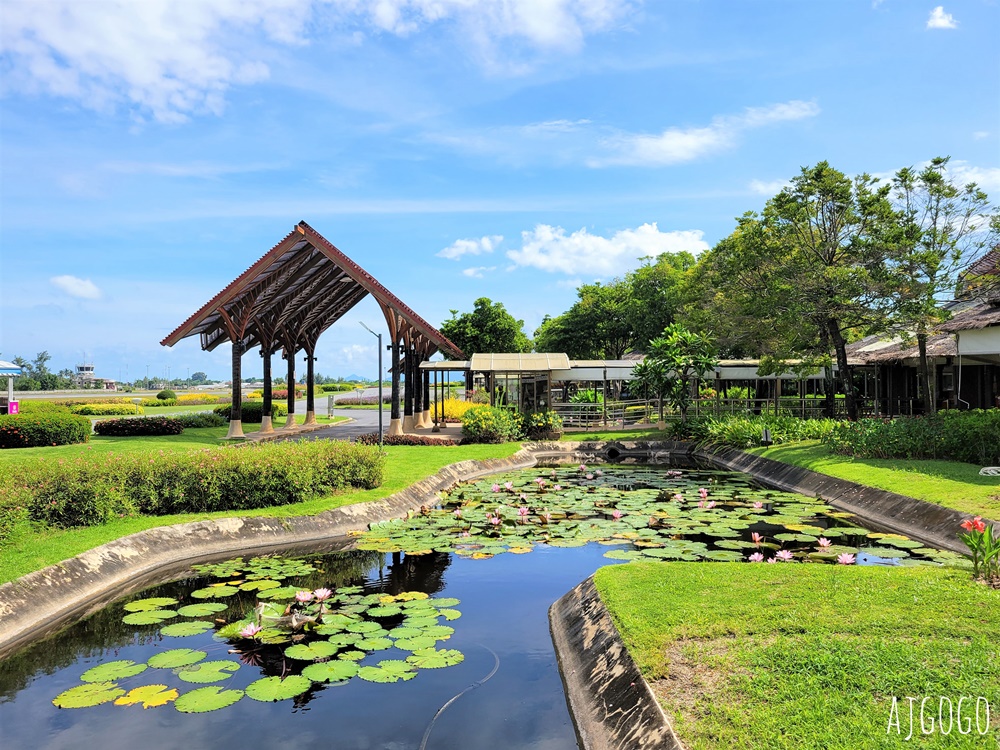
[595,562,1000,750]
[560,426,669,441]
[753,440,1000,518]
[0,441,520,584]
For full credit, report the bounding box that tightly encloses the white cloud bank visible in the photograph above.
[50,275,102,299]
[0,0,633,122]
[590,100,820,167]
[437,235,503,260]
[927,6,958,29]
[462,266,498,279]
[506,223,709,276]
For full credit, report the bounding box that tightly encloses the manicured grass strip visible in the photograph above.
[0,443,519,584]
[560,427,669,441]
[595,563,1000,750]
[753,440,1000,518]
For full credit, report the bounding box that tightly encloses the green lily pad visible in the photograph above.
[338,650,367,661]
[190,586,239,599]
[346,620,383,634]
[355,636,393,651]
[357,661,417,683]
[123,597,179,612]
[437,608,462,621]
[80,660,147,683]
[53,682,126,708]
[393,636,438,651]
[238,579,281,592]
[114,684,179,709]
[284,641,338,661]
[389,626,423,640]
[147,649,207,669]
[123,609,178,625]
[302,660,359,684]
[174,686,244,713]
[422,625,455,639]
[176,602,228,617]
[430,597,461,608]
[177,661,240,684]
[161,621,215,637]
[245,675,312,702]
[406,648,465,669]
[366,605,402,618]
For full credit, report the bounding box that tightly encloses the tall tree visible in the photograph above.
[633,324,718,423]
[439,297,532,357]
[890,156,998,413]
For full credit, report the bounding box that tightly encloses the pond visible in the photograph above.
[0,465,965,749]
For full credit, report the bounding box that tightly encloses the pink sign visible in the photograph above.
[8,401,18,415]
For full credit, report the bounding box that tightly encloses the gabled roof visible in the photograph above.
[161,221,463,358]
[469,353,570,372]
[939,300,1000,332]
[0,360,22,376]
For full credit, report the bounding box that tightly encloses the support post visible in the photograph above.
[420,363,432,428]
[402,347,415,432]
[283,349,297,429]
[260,348,274,434]
[304,349,317,425]
[226,341,245,439]
[389,340,403,436]
[432,368,441,432]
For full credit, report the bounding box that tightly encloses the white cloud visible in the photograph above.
[1,0,633,121]
[50,274,102,299]
[437,235,503,260]
[973,131,990,140]
[590,100,820,167]
[948,162,1000,193]
[748,178,791,196]
[927,6,958,29]
[461,266,498,278]
[340,343,374,363]
[506,222,709,276]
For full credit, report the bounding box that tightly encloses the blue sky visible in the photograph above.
[1,0,998,382]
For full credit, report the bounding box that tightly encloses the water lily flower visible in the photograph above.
[553,485,562,491]
[747,552,765,563]
[586,473,594,480]
[753,501,764,509]
[837,553,856,565]
[705,500,716,509]
[672,493,684,502]
[775,550,794,562]
[550,470,557,478]
[491,484,501,493]
[578,464,587,472]
[295,590,313,603]
[238,622,262,639]
[517,506,530,517]
[489,516,502,526]
[312,588,332,601]
[817,538,832,548]
[453,508,462,518]
[612,509,623,520]
[504,481,514,492]
[751,532,764,546]
[595,469,603,477]
[766,557,777,564]
[534,477,546,486]
[698,487,709,499]
[519,492,528,501]
[541,511,552,523]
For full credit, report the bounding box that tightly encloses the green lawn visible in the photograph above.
[595,562,1000,750]
[754,440,1000,518]
[0,441,519,584]
[561,426,669,441]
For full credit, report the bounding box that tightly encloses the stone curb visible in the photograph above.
[549,575,684,750]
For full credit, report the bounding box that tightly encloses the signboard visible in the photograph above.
[7,401,18,415]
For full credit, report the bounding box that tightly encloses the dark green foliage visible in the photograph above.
[0,413,91,449]
[141,398,178,407]
[93,417,185,437]
[460,406,524,443]
[27,440,385,528]
[677,414,837,448]
[825,411,1000,465]
[356,433,457,446]
[439,298,531,357]
[171,413,227,429]
[156,389,177,401]
[213,401,288,423]
[522,410,563,439]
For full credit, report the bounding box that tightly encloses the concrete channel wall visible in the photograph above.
[1,439,991,748]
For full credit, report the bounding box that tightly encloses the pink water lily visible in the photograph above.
[753,501,764,509]
[672,493,684,502]
[519,492,528,501]
[553,485,562,491]
[817,538,832,548]
[751,532,764,546]
[578,464,587,472]
[541,511,552,523]
[238,622,263,639]
[775,550,794,562]
[504,481,514,491]
[453,508,462,518]
[517,506,530,517]
[705,500,716,509]
[837,553,856,565]
[585,473,594,480]
[489,516,502,526]
[666,470,682,478]
[698,487,709,499]
[747,552,765,563]
[766,557,778,564]
[534,477,546,486]
[491,484,501,493]
[595,469,603,477]
[612,509,623,520]
[295,590,313,603]
[312,588,332,601]
[550,470,557,478]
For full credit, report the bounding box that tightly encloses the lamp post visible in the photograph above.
[360,322,383,449]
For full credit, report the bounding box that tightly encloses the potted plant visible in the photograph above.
[524,410,564,440]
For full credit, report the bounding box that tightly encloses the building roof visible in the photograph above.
[161,221,463,359]
[939,299,1000,332]
[845,332,957,364]
[0,360,22,376]
[469,353,571,372]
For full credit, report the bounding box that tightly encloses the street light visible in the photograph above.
[360,322,383,449]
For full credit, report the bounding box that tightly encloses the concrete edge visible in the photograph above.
[549,575,684,750]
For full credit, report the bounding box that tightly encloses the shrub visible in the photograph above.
[141,398,178,407]
[0,413,91,449]
[523,410,563,439]
[0,480,31,543]
[332,394,392,405]
[16,401,72,414]
[356,432,457,446]
[26,439,384,527]
[157,389,177,400]
[213,401,288,423]
[440,398,475,421]
[460,406,523,444]
[94,416,185,437]
[171,412,227,428]
[71,403,143,416]
[824,410,1000,465]
[676,414,837,449]
[177,394,223,404]
[468,389,490,404]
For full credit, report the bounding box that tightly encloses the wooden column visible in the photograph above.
[402,346,415,432]
[226,340,245,439]
[412,350,424,428]
[304,347,317,425]
[388,339,403,436]
[282,348,297,429]
[260,347,274,434]
[420,362,432,428]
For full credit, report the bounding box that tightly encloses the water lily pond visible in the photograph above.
[0,466,965,749]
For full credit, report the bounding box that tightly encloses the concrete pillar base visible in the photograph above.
[259,416,274,434]
[417,410,432,429]
[283,414,298,430]
[225,420,245,439]
[304,410,317,426]
[388,418,403,437]
[402,415,415,432]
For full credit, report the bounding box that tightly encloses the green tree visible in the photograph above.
[890,156,999,413]
[633,324,718,423]
[439,297,532,357]
[190,371,208,383]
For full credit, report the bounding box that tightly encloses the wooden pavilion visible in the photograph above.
[161,221,463,438]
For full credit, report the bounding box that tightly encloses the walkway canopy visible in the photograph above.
[161,221,462,437]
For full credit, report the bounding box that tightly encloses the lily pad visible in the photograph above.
[245,675,312,702]
[437,609,462,621]
[355,636,393,651]
[147,649,207,669]
[302,660,358,684]
[190,586,239,599]
[366,605,402,618]
[123,597,179,612]
[114,685,179,709]
[122,609,178,626]
[81,660,147,683]
[406,648,465,669]
[161,621,215,637]
[174,686,244,713]
[176,602,228,617]
[177,661,240,684]
[393,636,438,651]
[284,641,339,661]
[53,682,125,708]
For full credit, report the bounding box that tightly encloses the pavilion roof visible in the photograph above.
[160,221,463,358]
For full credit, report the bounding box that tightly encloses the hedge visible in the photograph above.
[0,413,91,449]
[16,401,72,414]
[213,401,288,423]
[140,398,177,407]
[460,405,524,444]
[171,412,227,428]
[72,403,143,416]
[824,410,1000,465]
[355,432,457,446]
[27,439,385,528]
[677,413,837,449]
[94,416,185,436]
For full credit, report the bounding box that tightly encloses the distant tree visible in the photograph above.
[190,371,208,383]
[439,298,532,357]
